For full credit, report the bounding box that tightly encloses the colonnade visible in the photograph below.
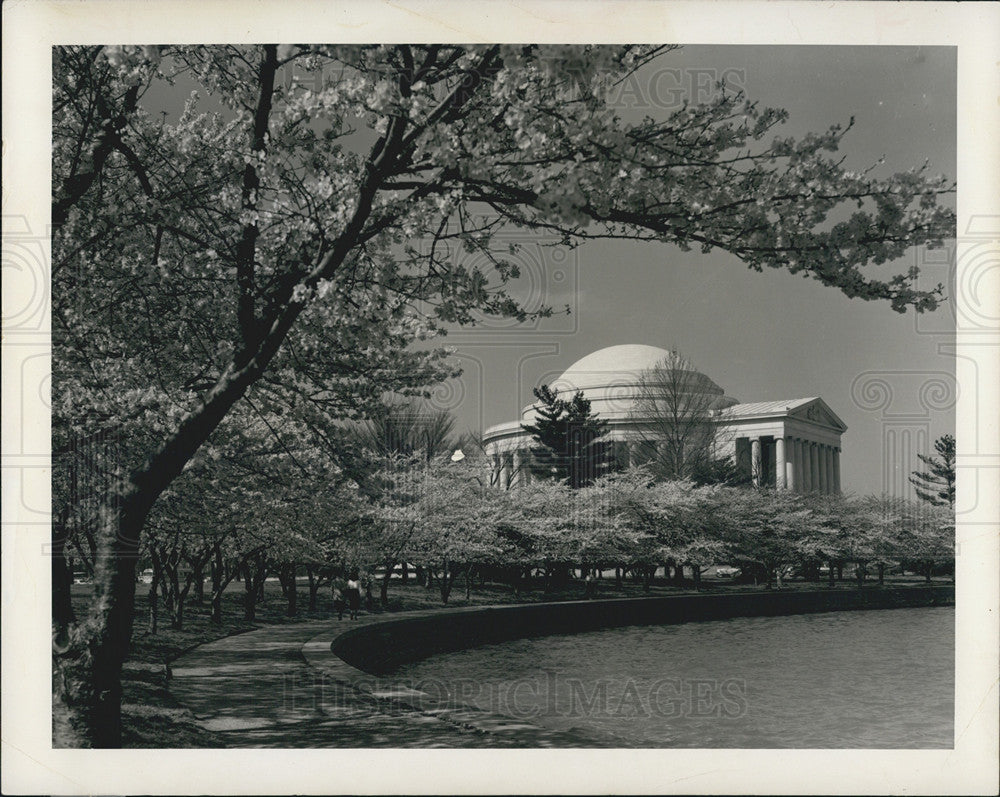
[490,436,841,494]
[748,435,840,494]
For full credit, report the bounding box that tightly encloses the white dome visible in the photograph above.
[559,344,682,390]
[521,344,738,421]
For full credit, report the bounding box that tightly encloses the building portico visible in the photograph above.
[721,397,846,493]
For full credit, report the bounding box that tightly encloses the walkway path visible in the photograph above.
[168,610,612,748]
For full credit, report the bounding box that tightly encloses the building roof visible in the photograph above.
[723,397,847,431]
[558,344,685,391]
[725,398,817,416]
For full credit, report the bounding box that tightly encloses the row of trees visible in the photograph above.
[369,457,954,600]
[57,397,464,633]
[121,446,955,631]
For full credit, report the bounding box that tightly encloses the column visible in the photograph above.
[821,446,828,492]
[800,441,810,492]
[784,437,795,491]
[775,436,787,490]
[809,442,820,492]
[512,450,523,488]
[818,447,827,494]
[793,439,804,493]
[833,448,841,494]
[825,447,835,494]
[751,437,762,487]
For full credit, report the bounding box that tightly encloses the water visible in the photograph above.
[393,607,954,747]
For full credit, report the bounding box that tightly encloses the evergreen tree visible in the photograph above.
[689,455,753,488]
[521,385,614,489]
[909,434,956,509]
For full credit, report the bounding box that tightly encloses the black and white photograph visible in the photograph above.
[2,1,998,794]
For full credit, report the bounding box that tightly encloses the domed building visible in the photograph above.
[482,344,845,493]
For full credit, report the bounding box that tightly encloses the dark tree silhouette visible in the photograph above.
[522,385,615,489]
[689,456,753,488]
[909,434,956,509]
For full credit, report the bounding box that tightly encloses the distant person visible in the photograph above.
[585,571,596,599]
[346,574,362,619]
[363,572,374,611]
[332,581,346,620]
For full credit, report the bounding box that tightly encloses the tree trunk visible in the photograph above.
[255,561,269,605]
[162,552,189,631]
[439,561,453,604]
[147,556,161,635]
[415,565,425,586]
[828,560,836,587]
[210,544,225,625]
[692,566,701,592]
[465,565,472,601]
[276,562,297,616]
[173,592,186,629]
[877,563,885,586]
[380,562,392,608]
[209,549,243,627]
[210,587,224,625]
[243,560,257,622]
[364,577,374,611]
[281,563,298,617]
[400,561,409,584]
[287,575,297,616]
[306,566,321,611]
[160,559,175,622]
[52,520,77,638]
[52,499,146,748]
[167,562,198,631]
[191,560,205,605]
[615,566,623,589]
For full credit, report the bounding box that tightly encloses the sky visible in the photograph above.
[431,45,957,497]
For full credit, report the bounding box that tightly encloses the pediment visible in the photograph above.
[788,398,847,431]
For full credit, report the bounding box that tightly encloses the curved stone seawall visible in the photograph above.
[332,585,954,676]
